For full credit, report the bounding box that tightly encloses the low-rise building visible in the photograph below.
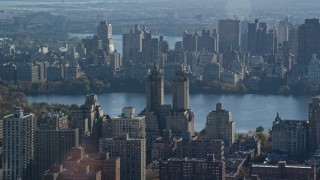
[176,139,224,160]
[159,154,225,180]
[42,147,120,180]
[250,161,316,180]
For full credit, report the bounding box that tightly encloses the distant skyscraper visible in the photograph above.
[97,21,114,52]
[204,103,236,147]
[218,19,240,52]
[278,42,293,71]
[159,36,169,53]
[172,65,189,111]
[16,63,39,82]
[298,19,320,65]
[197,30,218,53]
[122,24,144,64]
[309,96,320,152]
[265,29,277,55]
[307,54,320,86]
[3,107,36,180]
[248,19,260,54]
[142,37,159,64]
[248,19,268,55]
[288,25,299,58]
[183,31,198,52]
[278,19,289,44]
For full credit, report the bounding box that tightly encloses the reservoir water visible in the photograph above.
[27,93,313,133]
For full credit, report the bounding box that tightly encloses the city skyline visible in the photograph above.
[1,0,320,179]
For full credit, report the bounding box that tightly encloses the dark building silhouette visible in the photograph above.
[198,30,218,53]
[309,96,320,152]
[142,36,159,64]
[183,31,198,52]
[248,19,269,55]
[218,19,240,52]
[298,19,320,65]
[34,111,79,179]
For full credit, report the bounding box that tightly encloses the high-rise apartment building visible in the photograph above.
[47,64,64,82]
[204,103,236,147]
[0,63,16,81]
[248,19,268,55]
[103,107,146,138]
[218,19,240,52]
[265,29,277,55]
[2,107,36,180]
[172,65,189,111]
[100,135,146,180]
[144,64,194,136]
[166,65,194,135]
[278,19,289,45]
[159,154,225,180]
[307,54,320,86]
[183,31,198,52]
[34,129,79,179]
[36,61,49,81]
[142,36,159,64]
[248,19,259,54]
[64,63,81,79]
[200,29,218,53]
[122,24,144,64]
[272,113,309,160]
[16,63,39,82]
[288,25,299,58]
[309,96,320,152]
[72,94,105,146]
[145,64,164,113]
[298,19,320,65]
[97,21,113,52]
[159,36,169,53]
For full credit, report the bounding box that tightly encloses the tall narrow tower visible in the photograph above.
[97,21,113,52]
[146,64,164,112]
[298,19,320,65]
[172,65,189,111]
[3,107,36,180]
[218,19,241,52]
[309,96,320,152]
